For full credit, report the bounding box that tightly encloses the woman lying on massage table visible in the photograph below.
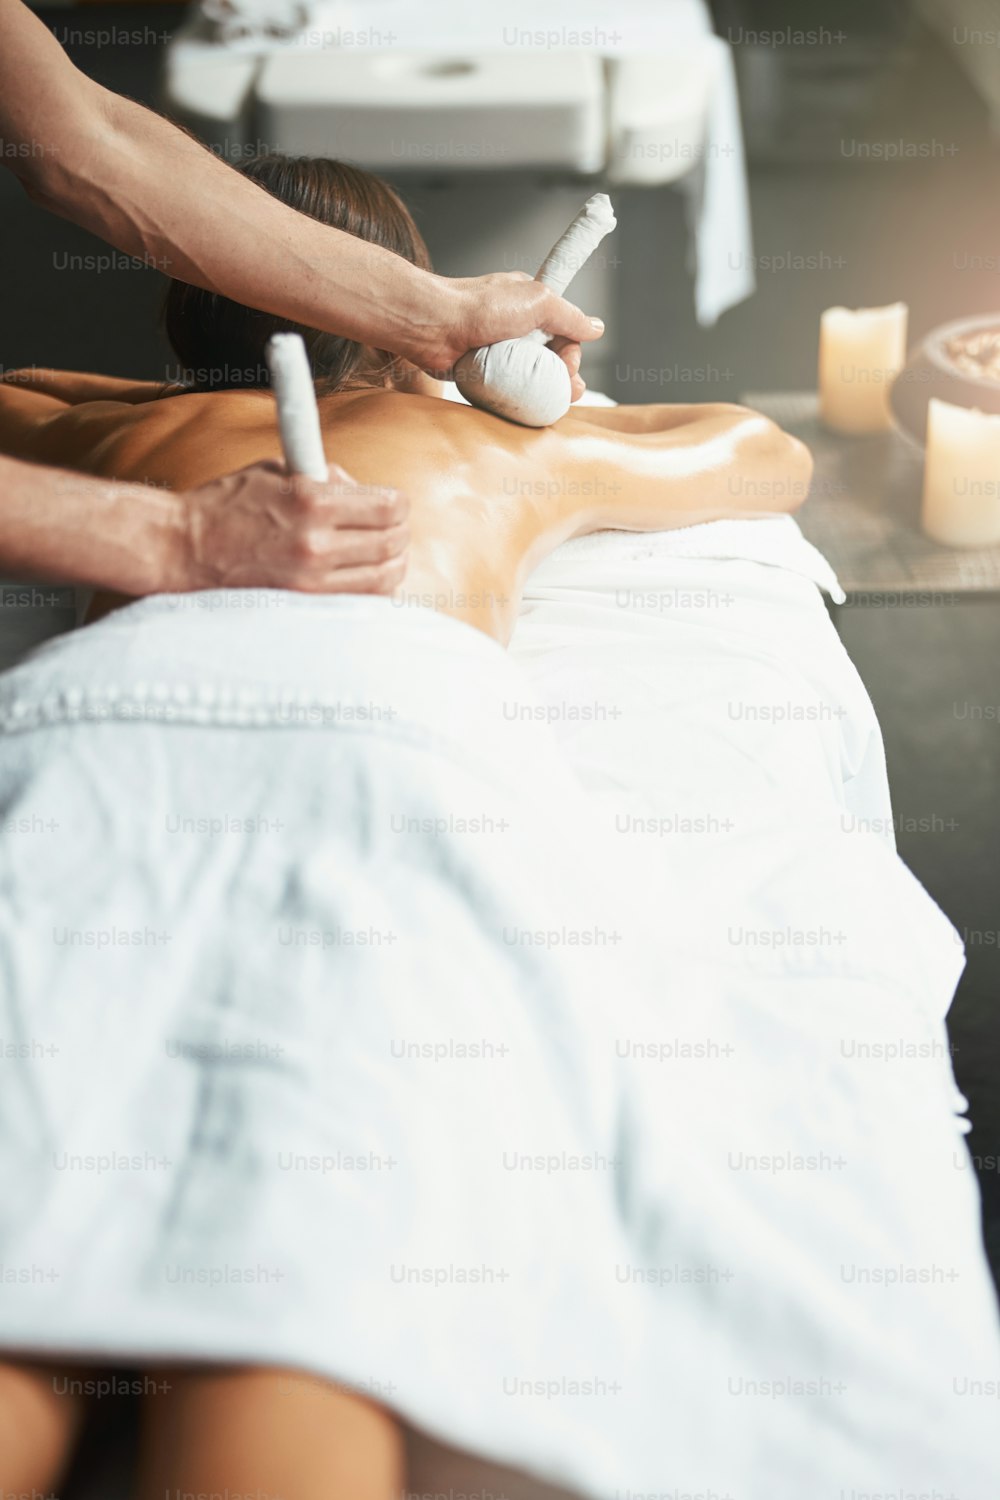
[0,154,810,640]
[0,154,812,1500]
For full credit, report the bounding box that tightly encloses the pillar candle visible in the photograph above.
[922,397,1000,547]
[818,302,908,434]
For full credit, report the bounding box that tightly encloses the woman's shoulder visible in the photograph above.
[50,388,274,485]
[322,387,548,450]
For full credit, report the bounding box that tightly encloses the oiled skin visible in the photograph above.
[0,376,812,640]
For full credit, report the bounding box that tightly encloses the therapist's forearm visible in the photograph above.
[1,0,601,388]
[0,453,184,593]
[1,0,442,352]
[35,96,443,356]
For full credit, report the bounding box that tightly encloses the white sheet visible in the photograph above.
[0,591,997,1498]
[511,524,886,840]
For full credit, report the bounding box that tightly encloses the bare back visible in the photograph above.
[0,382,809,639]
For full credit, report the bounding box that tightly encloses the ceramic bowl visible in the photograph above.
[890,313,1000,446]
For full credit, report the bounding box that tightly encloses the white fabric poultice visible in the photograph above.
[266,332,329,480]
[454,195,617,427]
[453,339,572,429]
[533,194,618,300]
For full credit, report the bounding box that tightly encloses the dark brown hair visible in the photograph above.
[163,153,431,393]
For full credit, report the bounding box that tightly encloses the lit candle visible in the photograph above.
[819,302,908,434]
[922,397,1000,547]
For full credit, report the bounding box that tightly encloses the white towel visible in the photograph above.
[0,593,997,1499]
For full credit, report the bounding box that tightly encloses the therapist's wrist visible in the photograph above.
[371,265,464,376]
[43,478,191,598]
[113,482,192,596]
[408,274,491,375]
[377,270,514,376]
[158,490,200,593]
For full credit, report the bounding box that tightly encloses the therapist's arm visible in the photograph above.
[0,451,408,596]
[0,0,601,389]
[0,369,409,595]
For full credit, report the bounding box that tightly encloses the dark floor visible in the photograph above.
[1,5,998,1273]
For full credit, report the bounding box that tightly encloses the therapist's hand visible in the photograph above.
[417,273,603,401]
[178,461,409,594]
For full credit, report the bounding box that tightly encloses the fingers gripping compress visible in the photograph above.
[266,333,329,481]
[453,194,617,428]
